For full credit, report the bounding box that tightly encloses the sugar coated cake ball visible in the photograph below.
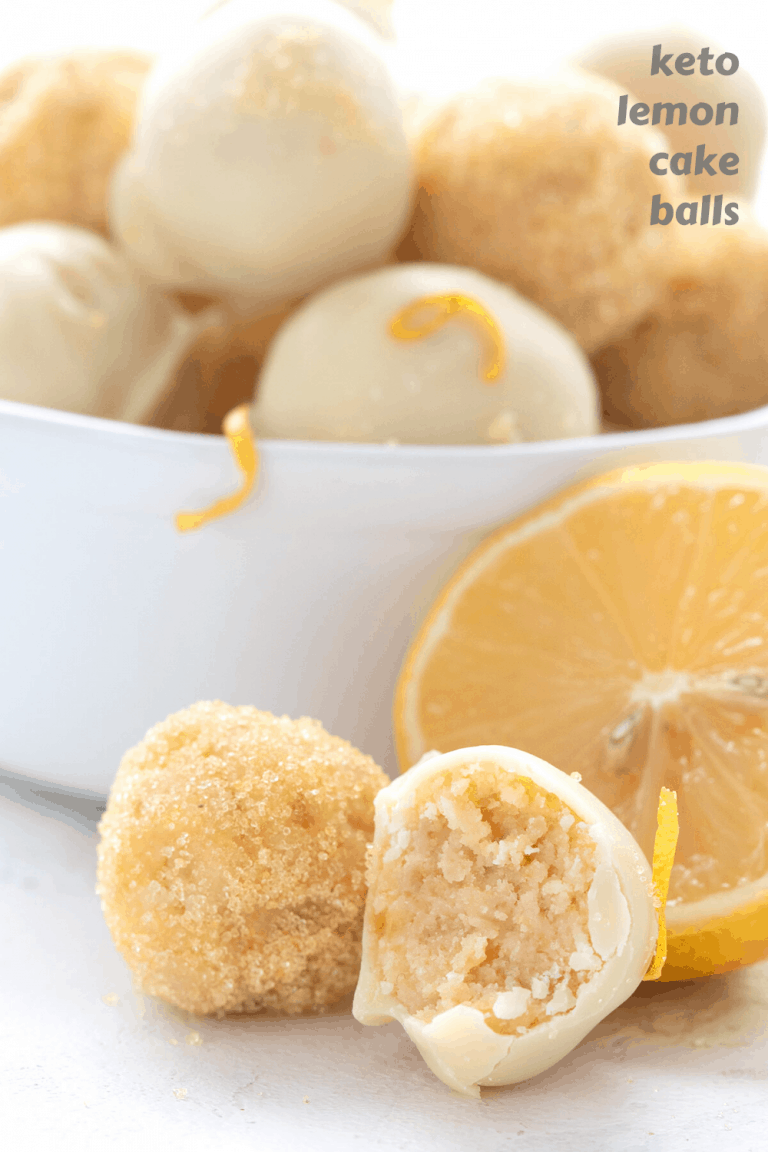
[593,221,768,429]
[110,0,413,308]
[0,222,215,424]
[577,29,766,199]
[251,263,600,444]
[401,71,683,352]
[97,702,389,1016]
[353,746,657,1097]
[0,51,151,236]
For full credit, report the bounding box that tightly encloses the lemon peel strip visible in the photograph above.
[388,293,505,382]
[643,786,680,981]
[175,404,258,532]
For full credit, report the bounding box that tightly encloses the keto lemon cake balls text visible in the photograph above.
[577,31,766,199]
[97,703,389,1016]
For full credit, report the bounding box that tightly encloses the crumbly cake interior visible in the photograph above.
[369,762,603,1034]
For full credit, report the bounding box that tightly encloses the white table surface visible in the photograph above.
[2,789,767,1151]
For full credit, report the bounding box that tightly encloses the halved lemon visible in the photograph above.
[394,462,768,980]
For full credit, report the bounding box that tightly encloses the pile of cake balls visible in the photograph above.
[1,0,766,442]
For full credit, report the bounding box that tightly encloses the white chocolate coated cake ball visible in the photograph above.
[111,0,413,308]
[353,746,657,1097]
[251,263,600,444]
[0,222,214,424]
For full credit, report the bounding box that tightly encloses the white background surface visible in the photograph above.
[2,0,768,1147]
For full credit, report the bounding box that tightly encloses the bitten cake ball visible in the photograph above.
[110,0,413,308]
[97,702,389,1016]
[0,51,151,236]
[251,263,600,444]
[593,222,768,429]
[401,71,682,352]
[577,29,766,199]
[353,747,658,1097]
[0,222,214,424]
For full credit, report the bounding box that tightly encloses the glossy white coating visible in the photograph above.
[110,0,413,308]
[0,222,212,424]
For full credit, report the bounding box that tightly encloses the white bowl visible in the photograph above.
[2,396,768,795]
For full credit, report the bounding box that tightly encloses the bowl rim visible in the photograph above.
[2,394,767,462]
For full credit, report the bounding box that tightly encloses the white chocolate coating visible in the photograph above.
[0,222,214,424]
[252,263,600,444]
[353,746,657,1097]
[110,0,413,308]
